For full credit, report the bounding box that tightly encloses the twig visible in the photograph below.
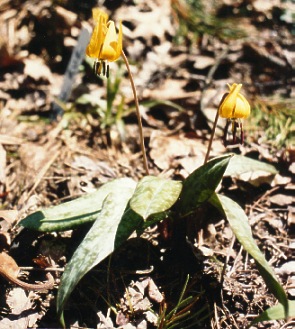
[20,267,64,272]
[220,235,236,287]
[279,321,295,329]
[213,302,221,329]
[121,50,149,175]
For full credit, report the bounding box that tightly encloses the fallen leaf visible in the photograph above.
[147,278,164,303]
[0,288,39,329]
[0,210,18,224]
[0,134,23,145]
[194,55,216,69]
[0,252,54,290]
[287,276,295,297]
[149,131,206,171]
[276,261,295,276]
[97,311,114,328]
[24,56,52,83]
[144,310,158,325]
[269,194,294,207]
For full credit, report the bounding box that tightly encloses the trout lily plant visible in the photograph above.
[20,7,293,329]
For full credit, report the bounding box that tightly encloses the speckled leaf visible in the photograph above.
[178,154,232,216]
[20,178,136,232]
[57,181,137,324]
[210,193,288,317]
[224,155,278,186]
[130,176,182,221]
[225,154,277,176]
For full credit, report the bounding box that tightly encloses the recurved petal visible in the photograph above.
[115,21,123,59]
[86,8,109,59]
[92,8,108,24]
[86,23,103,58]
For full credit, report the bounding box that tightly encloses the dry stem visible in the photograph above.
[121,50,149,175]
[204,110,219,164]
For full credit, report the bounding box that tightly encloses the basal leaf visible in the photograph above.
[114,206,143,249]
[57,181,136,323]
[20,178,136,232]
[224,155,278,187]
[130,176,182,221]
[251,300,295,325]
[210,193,288,318]
[225,154,277,176]
[178,154,232,216]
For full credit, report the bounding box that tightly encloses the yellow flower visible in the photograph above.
[218,83,251,119]
[86,8,122,76]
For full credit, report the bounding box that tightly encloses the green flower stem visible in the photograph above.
[204,109,219,164]
[121,50,149,175]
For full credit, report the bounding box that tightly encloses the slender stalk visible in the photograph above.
[121,50,149,175]
[204,110,219,164]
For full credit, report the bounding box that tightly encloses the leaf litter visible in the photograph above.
[0,0,294,328]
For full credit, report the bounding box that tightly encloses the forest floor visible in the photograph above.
[0,0,294,328]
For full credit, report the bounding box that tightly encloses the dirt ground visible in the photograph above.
[0,0,294,328]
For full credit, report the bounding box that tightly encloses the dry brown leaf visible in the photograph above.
[0,288,39,329]
[143,79,196,100]
[238,171,275,187]
[0,210,18,224]
[194,55,216,70]
[17,142,60,205]
[19,143,48,173]
[116,0,173,44]
[19,143,59,182]
[23,56,52,83]
[147,278,163,303]
[276,261,295,276]
[287,276,295,297]
[0,251,54,290]
[149,131,207,171]
[0,134,23,145]
[269,194,293,207]
[97,311,115,328]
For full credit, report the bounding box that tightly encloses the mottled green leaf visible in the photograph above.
[224,155,278,187]
[57,181,136,323]
[178,154,232,216]
[225,155,277,176]
[130,176,182,221]
[20,178,136,232]
[210,193,288,318]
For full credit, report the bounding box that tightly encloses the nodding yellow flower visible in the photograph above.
[86,8,122,77]
[218,83,251,119]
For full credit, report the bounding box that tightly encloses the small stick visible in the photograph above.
[121,50,149,175]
